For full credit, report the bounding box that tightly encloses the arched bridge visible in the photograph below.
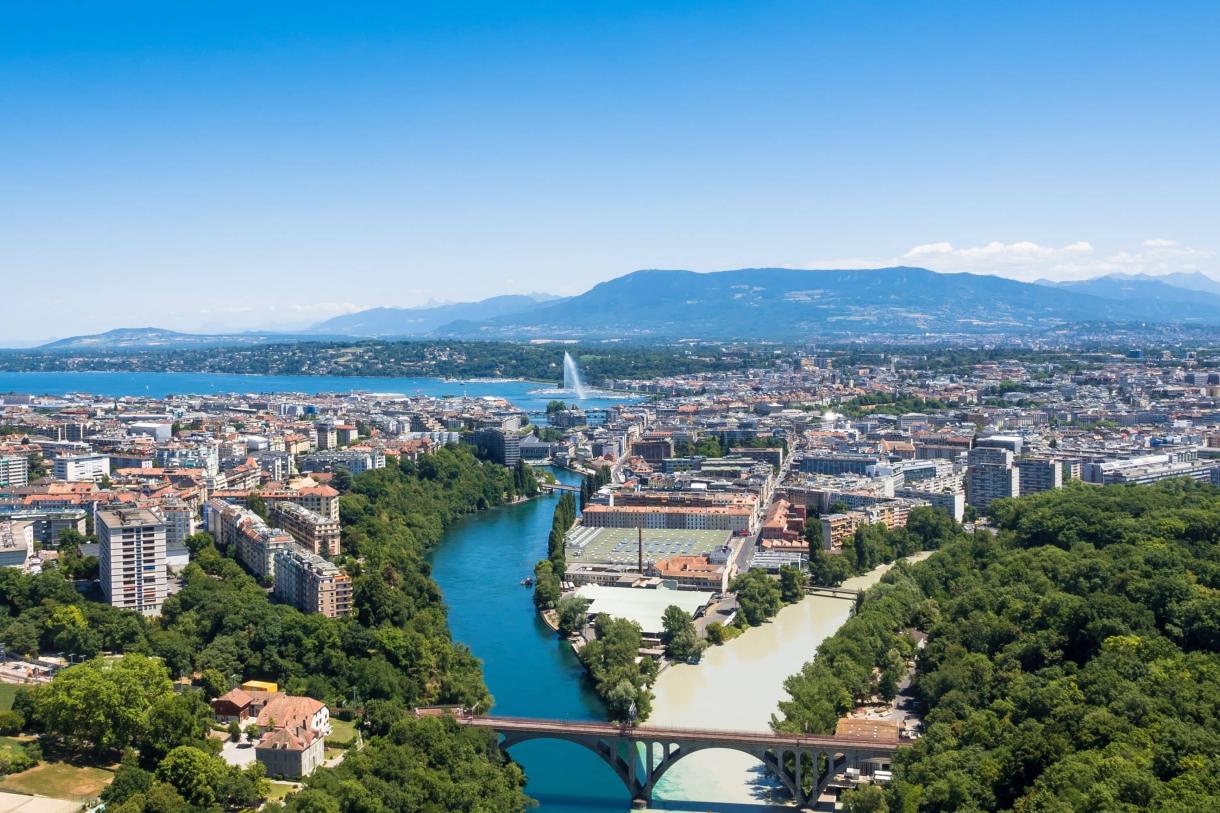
[456,714,902,808]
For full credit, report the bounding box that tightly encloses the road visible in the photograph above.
[459,714,903,752]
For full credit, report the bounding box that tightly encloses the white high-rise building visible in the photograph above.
[98,508,168,615]
[0,455,29,487]
[53,454,110,483]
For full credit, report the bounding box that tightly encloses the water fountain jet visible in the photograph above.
[562,351,589,399]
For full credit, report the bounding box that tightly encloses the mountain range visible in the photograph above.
[307,293,564,336]
[18,267,1220,349]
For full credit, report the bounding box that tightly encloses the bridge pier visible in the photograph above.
[465,715,899,809]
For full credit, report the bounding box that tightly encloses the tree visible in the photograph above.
[101,754,153,806]
[661,605,703,662]
[184,531,214,555]
[227,720,242,741]
[779,564,807,604]
[556,595,591,637]
[331,466,353,493]
[36,654,172,753]
[140,691,212,763]
[579,614,655,723]
[532,560,561,610]
[154,746,226,807]
[247,492,269,522]
[841,784,889,812]
[731,571,783,626]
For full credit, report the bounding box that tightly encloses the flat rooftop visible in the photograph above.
[574,584,713,636]
[97,507,163,528]
[565,526,732,567]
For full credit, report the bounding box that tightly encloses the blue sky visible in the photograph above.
[2,1,1218,339]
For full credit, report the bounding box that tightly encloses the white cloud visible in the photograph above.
[898,238,1213,282]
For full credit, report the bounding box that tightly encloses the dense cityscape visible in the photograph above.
[0,343,1216,810]
[5,2,1219,812]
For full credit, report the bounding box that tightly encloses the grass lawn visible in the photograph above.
[266,781,301,802]
[0,763,114,802]
[0,736,27,758]
[0,683,19,712]
[328,718,358,746]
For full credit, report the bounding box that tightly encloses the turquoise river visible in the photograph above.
[0,371,870,811]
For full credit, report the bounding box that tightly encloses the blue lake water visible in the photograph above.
[0,371,629,413]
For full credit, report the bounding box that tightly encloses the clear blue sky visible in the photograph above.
[2,1,1218,340]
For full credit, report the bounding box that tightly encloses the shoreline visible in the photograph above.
[640,551,935,810]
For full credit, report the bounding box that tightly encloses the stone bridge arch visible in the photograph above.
[497,730,865,808]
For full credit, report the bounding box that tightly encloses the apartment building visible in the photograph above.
[466,427,521,466]
[1017,457,1064,495]
[53,454,110,482]
[298,449,385,476]
[98,508,168,615]
[0,455,29,487]
[205,499,293,582]
[965,447,1019,509]
[269,500,341,557]
[211,484,340,522]
[0,520,33,569]
[273,545,353,618]
[580,503,753,535]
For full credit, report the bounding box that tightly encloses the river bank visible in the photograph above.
[426,465,936,812]
[642,552,933,811]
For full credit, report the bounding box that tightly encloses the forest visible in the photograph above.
[775,480,1220,811]
[0,444,534,812]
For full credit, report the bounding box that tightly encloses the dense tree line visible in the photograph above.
[577,615,657,723]
[0,444,533,811]
[776,480,1220,811]
[0,339,762,382]
[532,492,577,610]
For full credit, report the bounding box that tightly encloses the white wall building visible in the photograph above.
[53,454,110,483]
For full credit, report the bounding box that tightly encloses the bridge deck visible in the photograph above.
[458,715,901,753]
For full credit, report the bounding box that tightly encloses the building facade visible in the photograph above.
[98,508,168,615]
[273,546,353,617]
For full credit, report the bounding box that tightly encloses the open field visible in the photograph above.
[328,718,357,746]
[266,781,300,802]
[0,764,113,803]
[0,685,19,712]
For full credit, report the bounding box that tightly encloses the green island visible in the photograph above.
[774,480,1220,812]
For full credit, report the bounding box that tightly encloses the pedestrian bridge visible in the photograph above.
[453,714,901,808]
[538,481,582,493]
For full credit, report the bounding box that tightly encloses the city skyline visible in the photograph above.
[3,1,1219,339]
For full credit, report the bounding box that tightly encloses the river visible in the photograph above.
[429,467,924,812]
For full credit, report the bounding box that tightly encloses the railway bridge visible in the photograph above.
[453,714,901,808]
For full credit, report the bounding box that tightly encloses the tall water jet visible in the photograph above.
[562,351,589,399]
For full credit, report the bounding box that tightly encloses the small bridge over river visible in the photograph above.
[452,714,901,808]
[804,585,862,601]
[538,481,582,493]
